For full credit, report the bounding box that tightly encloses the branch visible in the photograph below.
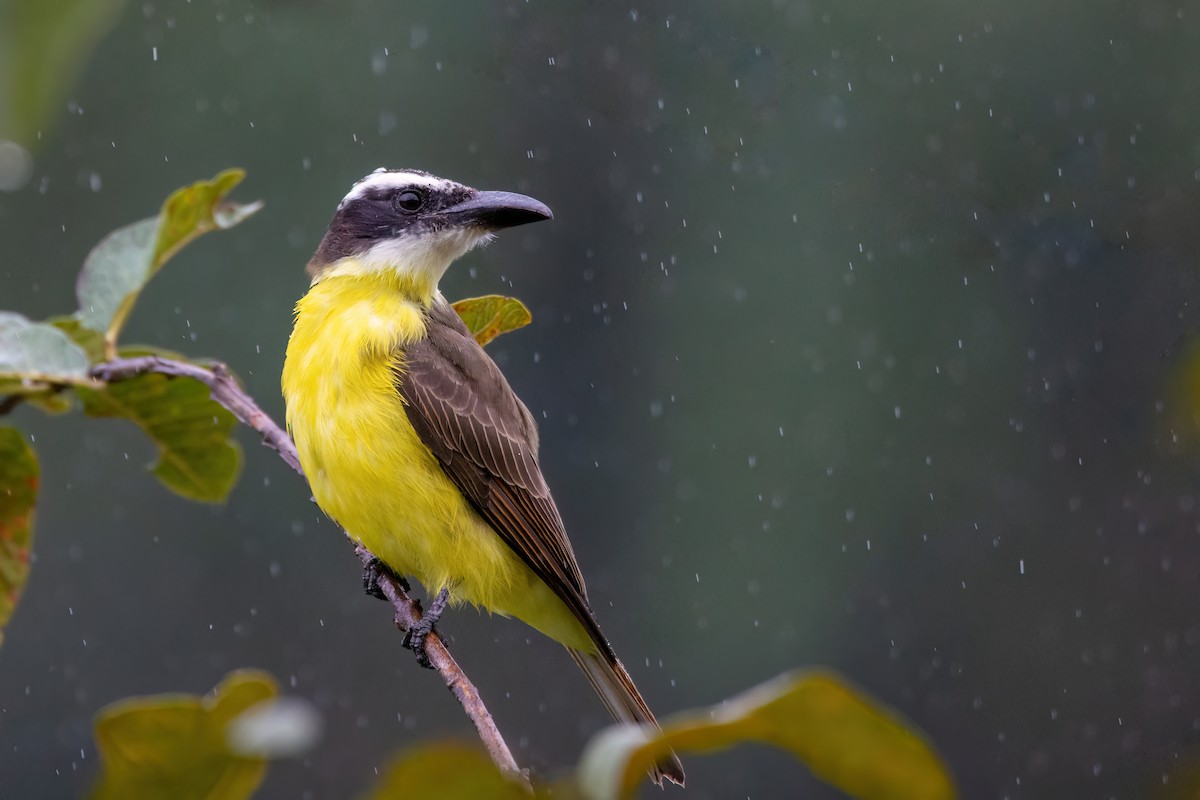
[92,356,303,473]
[89,355,528,786]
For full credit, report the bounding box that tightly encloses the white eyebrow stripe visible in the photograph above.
[339,170,457,206]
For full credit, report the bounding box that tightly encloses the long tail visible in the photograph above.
[569,649,686,787]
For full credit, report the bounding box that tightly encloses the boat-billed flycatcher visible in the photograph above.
[282,168,684,786]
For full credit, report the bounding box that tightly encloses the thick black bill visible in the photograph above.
[441,190,553,230]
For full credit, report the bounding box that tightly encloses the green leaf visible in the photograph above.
[77,369,242,503]
[92,670,278,800]
[365,743,529,800]
[578,670,957,800]
[75,169,262,357]
[451,295,532,347]
[0,311,92,383]
[0,0,124,151]
[0,427,36,647]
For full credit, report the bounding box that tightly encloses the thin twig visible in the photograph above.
[0,394,23,416]
[90,355,528,786]
[0,382,74,417]
[351,543,523,778]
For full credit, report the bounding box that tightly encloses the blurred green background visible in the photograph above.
[3,0,1200,797]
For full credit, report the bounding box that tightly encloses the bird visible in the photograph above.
[281,168,685,787]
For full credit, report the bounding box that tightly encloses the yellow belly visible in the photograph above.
[281,271,591,651]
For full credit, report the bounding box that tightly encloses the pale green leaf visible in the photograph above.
[0,312,93,413]
[75,218,158,339]
[92,670,278,800]
[0,427,36,647]
[0,311,91,382]
[451,295,532,347]
[226,697,323,759]
[75,169,262,355]
[365,743,529,800]
[77,370,242,503]
[579,670,957,800]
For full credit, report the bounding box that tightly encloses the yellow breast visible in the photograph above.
[281,269,589,649]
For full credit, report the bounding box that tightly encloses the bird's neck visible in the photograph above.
[312,256,443,307]
[290,269,433,372]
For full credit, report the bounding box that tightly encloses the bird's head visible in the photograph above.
[306,168,553,294]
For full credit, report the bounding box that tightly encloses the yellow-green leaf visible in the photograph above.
[0,427,36,647]
[92,670,278,800]
[451,295,532,347]
[365,743,529,800]
[77,370,242,503]
[0,0,124,154]
[578,670,957,800]
[48,314,107,363]
[75,169,262,357]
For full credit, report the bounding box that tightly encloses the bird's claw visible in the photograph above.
[403,587,449,669]
[362,556,408,599]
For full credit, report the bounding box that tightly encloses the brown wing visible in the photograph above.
[396,299,611,654]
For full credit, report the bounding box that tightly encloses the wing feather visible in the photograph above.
[396,299,608,651]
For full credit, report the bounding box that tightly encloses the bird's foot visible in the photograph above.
[362,556,409,600]
[404,587,450,669]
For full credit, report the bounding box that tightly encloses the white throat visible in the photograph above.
[318,227,494,291]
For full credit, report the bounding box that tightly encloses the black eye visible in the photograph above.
[394,190,424,212]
